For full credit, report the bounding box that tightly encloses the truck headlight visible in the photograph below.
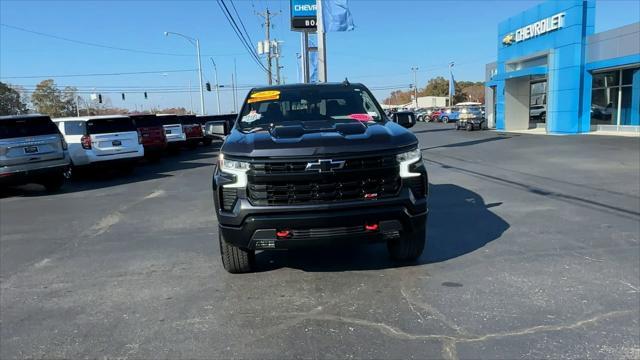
[219,153,249,188]
[397,149,422,178]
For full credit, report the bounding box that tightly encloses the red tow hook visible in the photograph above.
[365,223,379,231]
[276,230,291,238]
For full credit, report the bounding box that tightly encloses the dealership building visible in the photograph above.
[484,0,640,134]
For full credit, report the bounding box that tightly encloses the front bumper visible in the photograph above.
[213,165,428,250]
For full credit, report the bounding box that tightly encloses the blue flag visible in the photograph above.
[309,50,318,83]
[322,0,355,32]
[448,62,455,97]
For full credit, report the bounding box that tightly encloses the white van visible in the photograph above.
[54,116,144,167]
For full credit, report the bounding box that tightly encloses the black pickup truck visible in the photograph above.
[212,82,428,273]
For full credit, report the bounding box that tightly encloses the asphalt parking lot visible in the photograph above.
[1,122,639,359]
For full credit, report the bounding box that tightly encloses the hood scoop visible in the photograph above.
[270,121,368,139]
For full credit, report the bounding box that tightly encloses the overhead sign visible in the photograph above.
[291,0,317,31]
[502,12,566,46]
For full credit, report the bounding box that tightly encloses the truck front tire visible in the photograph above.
[219,232,255,273]
[387,225,426,261]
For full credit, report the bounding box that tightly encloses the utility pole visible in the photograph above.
[210,58,221,115]
[411,66,419,109]
[257,9,278,85]
[273,40,283,84]
[316,0,327,82]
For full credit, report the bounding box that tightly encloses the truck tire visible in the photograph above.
[42,174,64,192]
[387,225,426,261]
[219,232,255,273]
[441,116,449,123]
[466,122,473,131]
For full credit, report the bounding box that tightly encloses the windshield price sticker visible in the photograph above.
[248,90,281,103]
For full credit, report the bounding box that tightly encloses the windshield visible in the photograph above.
[157,115,179,126]
[238,86,384,130]
[131,115,162,127]
[0,116,59,139]
[86,117,136,134]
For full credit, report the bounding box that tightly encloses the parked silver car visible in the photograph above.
[0,114,70,191]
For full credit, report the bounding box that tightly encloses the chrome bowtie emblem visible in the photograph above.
[305,159,345,172]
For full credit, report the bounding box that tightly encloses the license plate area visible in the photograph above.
[24,146,38,154]
[112,140,122,146]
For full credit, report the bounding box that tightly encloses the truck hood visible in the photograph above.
[221,120,418,158]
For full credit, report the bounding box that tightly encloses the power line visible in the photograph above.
[0,69,197,79]
[0,23,244,58]
[229,0,256,51]
[216,0,269,75]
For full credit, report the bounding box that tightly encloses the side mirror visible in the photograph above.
[392,113,416,129]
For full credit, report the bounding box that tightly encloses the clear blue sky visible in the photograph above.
[1,0,638,113]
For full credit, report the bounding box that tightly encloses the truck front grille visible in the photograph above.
[247,155,401,205]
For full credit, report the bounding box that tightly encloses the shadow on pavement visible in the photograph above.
[412,127,455,134]
[0,142,222,198]
[422,136,511,151]
[254,183,510,272]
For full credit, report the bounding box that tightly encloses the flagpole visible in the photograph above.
[317,0,327,83]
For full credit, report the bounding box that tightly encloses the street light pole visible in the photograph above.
[411,66,419,109]
[164,31,205,115]
[210,58,221,115]
[195,39,205,115]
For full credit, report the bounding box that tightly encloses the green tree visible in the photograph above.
[421,76,449,97]
[30,79,77,117]
[0,81,29,115]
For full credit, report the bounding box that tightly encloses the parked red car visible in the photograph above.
[429,108,446,122]
[178,115,204,148]
[130,114,167,156]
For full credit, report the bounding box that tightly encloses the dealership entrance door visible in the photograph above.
[529,77,547,129]
[503,74,548,131]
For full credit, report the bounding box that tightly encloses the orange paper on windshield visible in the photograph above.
[247,90,280,103]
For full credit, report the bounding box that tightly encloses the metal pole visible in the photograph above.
[411,66,419,109]
[266,10,272,85]
[188,80,194,114]
[196,39,205,115]
[210,58,221,115]
[296,52,301,83]
[275,42,281,84]
[303,32,310,83]
[316,0,327,82]
[233,58,238,112]
[75,96,80,116]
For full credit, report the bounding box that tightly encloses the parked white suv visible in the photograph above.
[156,114,186,145]
[54,116,144,167]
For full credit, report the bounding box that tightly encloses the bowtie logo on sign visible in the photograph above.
[502,12,566,46]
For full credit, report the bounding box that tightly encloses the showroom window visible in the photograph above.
[591,67,639,126]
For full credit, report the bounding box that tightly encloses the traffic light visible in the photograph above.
[206,82,211,91]
[122,93,125,101]
[144,92,148,99]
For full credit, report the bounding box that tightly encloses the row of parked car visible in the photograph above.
[0,113,236,192]
[412,105,486,131]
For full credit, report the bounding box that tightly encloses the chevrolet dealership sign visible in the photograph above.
[291,0,317,31]
[503,12,566,46]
